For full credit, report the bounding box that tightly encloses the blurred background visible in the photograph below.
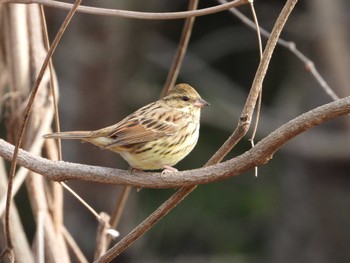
[4,0,350,262]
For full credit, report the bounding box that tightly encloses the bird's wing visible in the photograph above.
[92,105,179,148]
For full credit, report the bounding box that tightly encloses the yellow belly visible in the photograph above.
[118,123,199,170]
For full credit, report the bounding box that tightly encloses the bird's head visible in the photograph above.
[163,83,209,113]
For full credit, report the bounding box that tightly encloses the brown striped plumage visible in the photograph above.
[44,83,209,171]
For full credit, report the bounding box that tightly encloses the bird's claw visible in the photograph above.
[161,166,178,178]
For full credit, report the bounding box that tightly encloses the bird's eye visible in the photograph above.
[181,96,190,102]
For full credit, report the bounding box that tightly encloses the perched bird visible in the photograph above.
[44,83,209,173]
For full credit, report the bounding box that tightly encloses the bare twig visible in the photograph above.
[39,3,61,158]
[1,0,248,20]
[106,186,132,248]
[309,0,350,99]
[60,182,101,220]
[247,0,263,177]
[60,181,120,247]
[248,0,263,141]
[61,227,88,263]
[217,0,339,101]
[161,0,199,96]
[94,212,111,260]
[110,187,131,229]
[39,3,64,233]
[35,211,45,263]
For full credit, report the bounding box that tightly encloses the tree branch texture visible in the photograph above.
[0,96,349,189]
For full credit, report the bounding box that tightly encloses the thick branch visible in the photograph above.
[0,96,349,188]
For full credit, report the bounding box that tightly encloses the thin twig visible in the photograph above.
[39,3,64,233]
[110,187,131,229]
[39,3,61,159]
[61,227,89,263]
[248,0,263,141]
[246,0,263,177]
[60,182,101,221]
[250,92,262,177]
[94,212,111,260]
[106,186,132,248]
[161,0,199,96]
[217,0,339,101]
[36,211,45,263]
[1,0,248,20]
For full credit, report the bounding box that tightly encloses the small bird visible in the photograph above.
[44,83,209,173]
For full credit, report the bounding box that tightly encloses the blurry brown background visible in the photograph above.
[2,0,350,262]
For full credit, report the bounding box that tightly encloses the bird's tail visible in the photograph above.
[44,131,91,140]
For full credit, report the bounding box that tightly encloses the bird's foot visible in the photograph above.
[130,167,143,174]
[161,166,178,177]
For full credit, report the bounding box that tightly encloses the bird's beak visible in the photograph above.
[194,98,210,108]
